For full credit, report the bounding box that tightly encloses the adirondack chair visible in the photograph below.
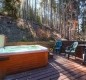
[0,34,5,48]
[65,41,78,59]
[54,40,62,54]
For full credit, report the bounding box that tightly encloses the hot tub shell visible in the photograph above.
[0,45,48,76]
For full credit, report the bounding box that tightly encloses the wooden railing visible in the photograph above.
[61,41,86,58]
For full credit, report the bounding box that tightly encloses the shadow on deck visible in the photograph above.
[5,54,86,80]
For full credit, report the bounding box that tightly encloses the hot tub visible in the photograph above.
[0,45,48,75]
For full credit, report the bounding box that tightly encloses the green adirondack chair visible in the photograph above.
[65,41,78,59]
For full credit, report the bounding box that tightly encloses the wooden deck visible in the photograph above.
[5,54,86,80]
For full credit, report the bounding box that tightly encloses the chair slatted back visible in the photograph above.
[55,40,62,48]
[69,42,78,52]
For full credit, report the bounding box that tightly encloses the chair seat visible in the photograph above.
[65,50,75,53]
[55,47,60,49]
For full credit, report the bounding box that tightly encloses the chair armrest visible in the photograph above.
[66,46,71,50]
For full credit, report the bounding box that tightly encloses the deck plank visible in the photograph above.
[5,55,86,80]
